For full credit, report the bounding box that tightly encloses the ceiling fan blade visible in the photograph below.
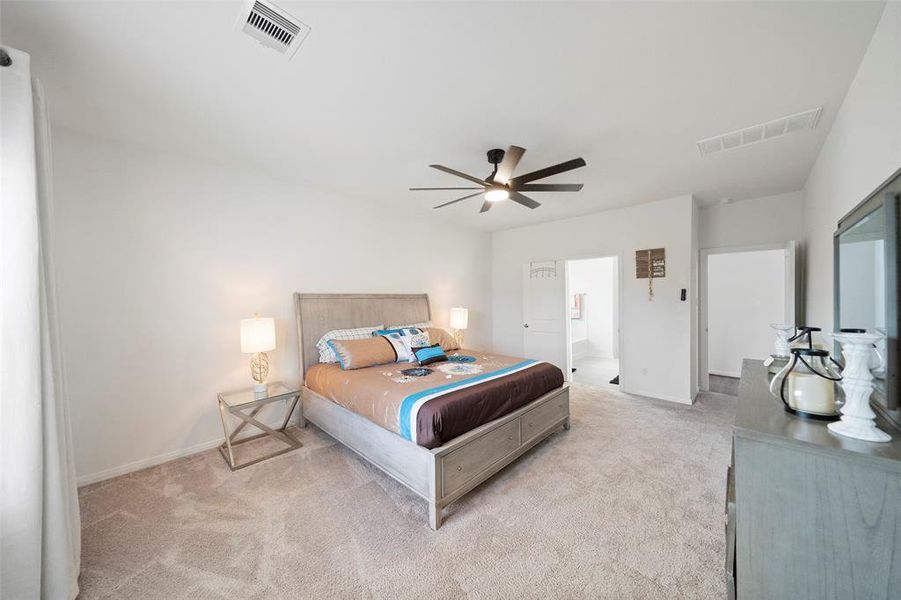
[493,145,526,185]
[429,165,487,186]
[517,183,584,192]
[509,158,586,186]
[510,192,541,209]
[480,200,492,213]
[433,191,484,209]
[410,187,483,191]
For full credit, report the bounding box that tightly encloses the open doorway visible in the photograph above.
[566,256,619,386]
[700,243,796,394]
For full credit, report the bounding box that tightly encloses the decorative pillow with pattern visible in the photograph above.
[373,327,421,337]
[412,343,448,366]
[406,329,430,349]
[372,328,430,363]
[316,325,384,363]
[387,321,432,331]
[377,331,415,363]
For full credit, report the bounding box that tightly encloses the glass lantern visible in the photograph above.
[769,348,843,420]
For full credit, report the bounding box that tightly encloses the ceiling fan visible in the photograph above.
[410,146,587,213]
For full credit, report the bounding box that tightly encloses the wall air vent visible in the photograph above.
[236,0,311,60]
[697,107,822,156]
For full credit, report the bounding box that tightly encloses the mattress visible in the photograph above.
[304,350,564,449]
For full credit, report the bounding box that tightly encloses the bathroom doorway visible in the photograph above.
[566,256,619,386]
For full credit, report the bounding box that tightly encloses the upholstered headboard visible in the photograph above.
[293,293,431,377]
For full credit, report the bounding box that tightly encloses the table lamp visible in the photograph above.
[240,315,275,392]
[449,307,468,347]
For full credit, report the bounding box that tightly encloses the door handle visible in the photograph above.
[523,324,530,328]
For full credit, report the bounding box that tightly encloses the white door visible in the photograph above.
[523,260,567,373]
[699,241,798,391]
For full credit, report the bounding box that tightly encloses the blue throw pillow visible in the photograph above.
[373,327,421,337]
[413,344,447,366]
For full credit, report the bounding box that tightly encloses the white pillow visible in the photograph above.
[316,325,384,363]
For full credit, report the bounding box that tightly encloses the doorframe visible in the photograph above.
[698,241,797,391]
[563,252,624,386]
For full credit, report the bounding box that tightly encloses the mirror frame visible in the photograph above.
[833,166,901,431]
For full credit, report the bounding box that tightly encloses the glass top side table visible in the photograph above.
[217,382,302,470]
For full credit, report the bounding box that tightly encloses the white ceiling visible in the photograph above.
[2,1,885,231]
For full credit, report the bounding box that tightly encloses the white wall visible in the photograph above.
[699,192,803,367]
[568,257,618,359]
[51,128,492,484]
[690,196,700,397]
[707,250,786,377]
[803,2,901,328]
[700,192,804,250]
[492,195,697,404]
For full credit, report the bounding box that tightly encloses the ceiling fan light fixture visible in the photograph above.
[414,145,586,213]
[485,188,509,203]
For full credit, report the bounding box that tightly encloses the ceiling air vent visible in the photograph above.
[697,107,822,156]
[236,0,310,60]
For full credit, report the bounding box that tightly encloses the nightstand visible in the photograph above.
[217,382,302,470]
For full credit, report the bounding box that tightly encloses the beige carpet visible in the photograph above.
[77,384,735,599]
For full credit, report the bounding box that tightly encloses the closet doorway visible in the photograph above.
[566,256,620,386]
[699,242,798,393]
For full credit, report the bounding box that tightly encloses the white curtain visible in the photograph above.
[1,47,81,600]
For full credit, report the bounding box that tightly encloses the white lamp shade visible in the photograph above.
[240,317,276,353]
[449,307,469,330]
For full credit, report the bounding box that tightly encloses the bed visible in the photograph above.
[294,293,570,529]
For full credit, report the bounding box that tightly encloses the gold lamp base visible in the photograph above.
[453,329,465,348]
[250,351,270,392]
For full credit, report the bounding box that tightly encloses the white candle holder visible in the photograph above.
[828,331,891,443]
[766,323,795,373]
[770,323,794,357]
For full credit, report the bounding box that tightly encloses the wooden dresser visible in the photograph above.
[729,360,901,599]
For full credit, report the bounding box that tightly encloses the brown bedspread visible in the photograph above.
[305,350,564,449]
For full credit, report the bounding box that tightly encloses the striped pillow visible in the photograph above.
[316,325,384,363]
[412,344,447,366]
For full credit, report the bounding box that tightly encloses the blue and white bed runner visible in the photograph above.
[398,359,539,444]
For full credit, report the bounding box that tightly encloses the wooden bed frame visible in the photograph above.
[294,293,570,529]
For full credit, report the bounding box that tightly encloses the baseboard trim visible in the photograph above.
[709,370,741,379]
[77,437,222,487]
[620,385,693,405]
[77,414,297,487]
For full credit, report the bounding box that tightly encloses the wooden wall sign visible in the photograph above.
[636,248,665,279]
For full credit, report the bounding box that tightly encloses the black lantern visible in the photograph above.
[769,327,843,420]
